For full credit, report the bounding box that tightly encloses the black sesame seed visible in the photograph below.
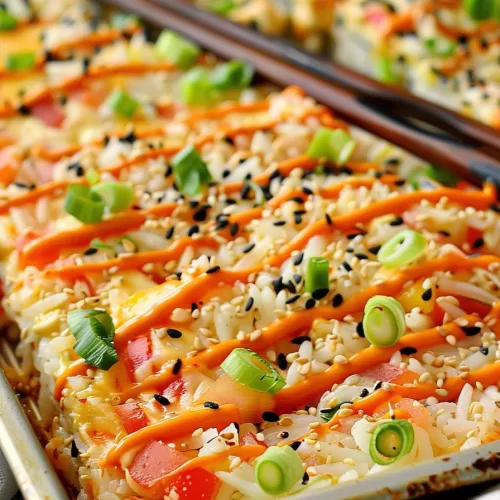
[438,230,450,237]
[480,347,489,355]
[154,393,171,405]
[374,381,383,391]
[294,213,303,225]
[312,288,329,300]
[305,298,316,309]
[172,358,182,374]
[222,169,231,178]
[356,321,365,337]
[243,243,255,253]
[286,280,296,294]
[206,265,221,274]
[489,203,500,213]
[302,186,313,196]
[385,158,401,166]
[286,294,301,305]
[215,218,229,230]
[189,200,200,209]
[374,171,383,179]
[389,216,404,226]
[240,184,251,199]
[83,247,98,256]
[165,226,175,239]
[368,245,381,255]
[165,165,173,177]
[291,336,311,345]
[277,353,287,370]
[355,253,368,260]
[245,297,254,312]
[339,166,353,175]
[187,225,199,237]
[359,388,369,398]
[421,289,433,301]
[193,206,208,222]
[290,441,301,451]
[346,247,354,253]
[395,179,406,186]
[461,326,481,336]
[400,347,417,355]
[71,440,79,458]
[75,165,84,177]
[230,222,239,236]
[294,273,302,284]
[272,277,284,293]
[289,196,305,203]
[280,431,290,439]
[224,136,234,145]
[302,472,309,485]
[332,293,343,307]
[17,104,31,115]
[167,328,182,339]
[347,232,366,240]
[341,261,352,272]
[293,252,304,266]
[273,220,286,226]
[204,401,219,410]
[119,130,136,144]
[191,302,198,312]
[262,411,279,422]
[472,237,484,249]
[325,213,333,226]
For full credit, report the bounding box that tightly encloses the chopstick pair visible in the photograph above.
[104,0,500,187]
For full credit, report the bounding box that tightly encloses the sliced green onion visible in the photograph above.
[248,181,265,205]
[319,401,351,422]
[221,348,285,394]
[363,296,405,347]
[207,0,235,15]
[106,89,140,118]
[67,309,118,370]
[110,12,140,29]
[181,67,214,106]
[464,0,494,20]
[378,229,427,268]
[305,257,329,294]
[375,54,400,84]
[172,145,212,196]
[211,60,255,90]
[0,10,17,31]
[64,184,105,224]
[424,165,458,187]
[119,234,138,252]
[90,238,114,251]
[6,51,36,71]
[370,420,414,465]
[307,128,356,165]
[85,168,100,186]
[155,30,200,69]
[91,182,134,213]
[424,37,457,58]
[255,446,304,495]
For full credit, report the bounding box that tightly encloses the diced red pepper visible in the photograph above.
[465,226,483,249]
[30,96,65,128]
[123,336,152,374]
[361,363,404,382]
[163,379,185,401]
[241,431,266,447]
[129,440,189,488]
[114,403,149,434]
[163,468,221,500]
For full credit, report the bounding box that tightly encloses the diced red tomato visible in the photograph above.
[163,468,221,500]
[457,297,491,317]
[163,379,185,401]
[456,180,476,191]
[31,96,65,128]
[114,403,149,434]
[123,336,152,375]
[465,226,483,249]
[397,398,430,428]
[241,431,266,447]
[363,4,390,25]
[129,440,189,488]
[360,363,404,382]
[196,373,274,422]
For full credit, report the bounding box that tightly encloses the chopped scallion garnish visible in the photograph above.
[207,0,235,15]
[221,348,285,394]
[377,230,427,268]
[64,184,105,224]
[424,37,457,58]
[255,446,304,495]
[362,296,405,347]
[375,54,399,84]
[0,10,17,31]
[6,51,36,71]
[464,0,495,20]
[91,182,134,213]
[67,309,118,370]
[305,257,329,295]
[155,30,200,69]
[370,420,414,465]
[181,67,214,106]
[106,90,140,118]
[110,12,140,29]
[307,128,356,165]
[211,60,255,90]
[172,145,212,196]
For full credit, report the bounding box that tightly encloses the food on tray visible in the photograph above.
[2,3,500,500]
[194,0,500,128]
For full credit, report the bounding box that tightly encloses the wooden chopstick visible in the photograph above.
[166,0,500,160]
[102,0,500,187]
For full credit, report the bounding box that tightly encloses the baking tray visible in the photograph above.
[1,1,500,499]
